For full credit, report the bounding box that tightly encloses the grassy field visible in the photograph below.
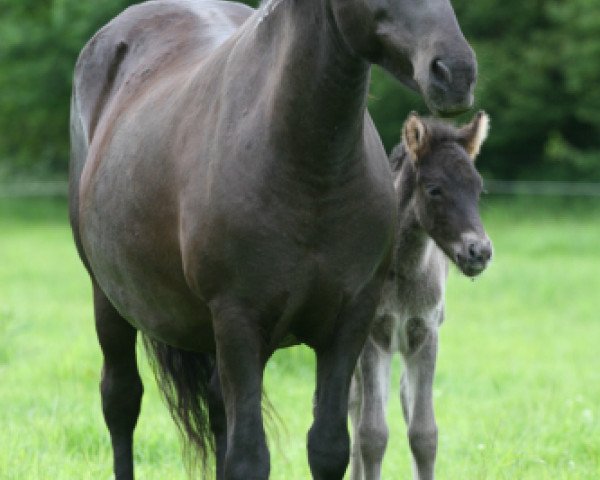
[1,196,599,479]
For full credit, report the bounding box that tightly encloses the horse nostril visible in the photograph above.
[468,242,492,263]
[431,58,453,87]
[480,243,492,262]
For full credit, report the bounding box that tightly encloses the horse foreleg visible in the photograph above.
[353,337,392,480]
[93,284,143,480]
[401,322,438,480]
[211,299,269,480]
[308,291,380,480]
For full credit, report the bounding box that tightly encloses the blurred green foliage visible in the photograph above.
[0,0,599,180]
[0,0,139,177]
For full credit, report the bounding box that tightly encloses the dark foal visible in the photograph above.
[69,0,477,478]
[349,112,492,480]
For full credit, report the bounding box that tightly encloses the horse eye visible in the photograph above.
[426,185,442,198]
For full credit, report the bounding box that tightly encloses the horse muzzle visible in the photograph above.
[453,235,493,277]
[418,53,477,117]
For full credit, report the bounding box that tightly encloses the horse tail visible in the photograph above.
[142,336,215,470]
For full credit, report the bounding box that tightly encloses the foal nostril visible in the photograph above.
[480,243,492,262]
[467,242,492,264]
[431,58,453,87]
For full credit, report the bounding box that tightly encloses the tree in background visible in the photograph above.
[0,0,138,177]
[0,0,599,180]
[543,0,600,180]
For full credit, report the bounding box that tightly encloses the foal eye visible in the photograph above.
[426,185,442,198]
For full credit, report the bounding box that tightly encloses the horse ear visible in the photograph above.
[402,111,428,163]
[459,111,490,160]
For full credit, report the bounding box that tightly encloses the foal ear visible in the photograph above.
[402,111,429,163]
[459,111,490,160]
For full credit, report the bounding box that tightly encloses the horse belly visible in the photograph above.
[83,218,214,351]
[79,137,214,352]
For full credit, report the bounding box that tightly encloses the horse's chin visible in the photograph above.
[422,91,474,118]
[459,264,486,278]
[441,246,489,278]
[455,260,489,278]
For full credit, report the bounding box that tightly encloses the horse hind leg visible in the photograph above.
[400,317,439,480]
[93,283,143,480]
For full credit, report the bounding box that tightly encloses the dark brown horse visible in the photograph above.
[69,0,476,478]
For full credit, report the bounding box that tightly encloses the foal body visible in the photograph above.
[350,112,493,480]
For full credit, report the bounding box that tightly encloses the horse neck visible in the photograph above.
[394,162,438,276]
[249,0,370,165]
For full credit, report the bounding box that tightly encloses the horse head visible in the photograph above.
[399,111,492,276]
[330,0,477,116]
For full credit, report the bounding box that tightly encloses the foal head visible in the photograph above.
[393,111,493,277]
[329,0,476,115]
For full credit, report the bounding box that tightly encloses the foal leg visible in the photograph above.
[94,284,143,480]
[348,370,364,479]
[400,318,439,480]
[308,292,380,480]
[211,300,269,480]
[354,337,392,480]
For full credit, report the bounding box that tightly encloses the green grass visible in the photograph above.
[1,196,599,479]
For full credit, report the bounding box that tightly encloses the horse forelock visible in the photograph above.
[420,117,463,146]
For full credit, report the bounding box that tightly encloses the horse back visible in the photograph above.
[71,0,252,148]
